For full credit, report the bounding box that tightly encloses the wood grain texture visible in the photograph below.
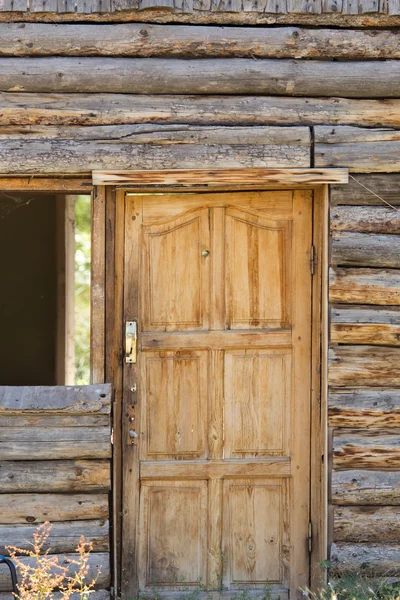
[0,385,111,413]
[0,58,399,97]
[334,506,400,542]
[330,543,400,576]
[0,520,109,554]
[331,232,400,268]
[331,206,400,234]
[0,460,111,492]
[329,268,400,305]
[331,174,400,206]
[329,388,400,427]
[1,94,400,128]
[315,127,400,171]
[0,493,108,524]
[329,346,400,387]
[0,138,311,173]
[333,429,400,469]
[0,427,111,460]
[0,24,400,59]
[331,303,400,346]
[93,168,346,187]
[332,470,400,505]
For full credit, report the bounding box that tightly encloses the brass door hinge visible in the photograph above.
[308,522,313,553]
[310,245,316,276]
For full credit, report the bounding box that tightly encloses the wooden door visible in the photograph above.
[121,190,313,600]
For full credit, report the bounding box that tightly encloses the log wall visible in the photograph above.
[0,385,111,597]
[329,176,400,578]
[0,16,399,585]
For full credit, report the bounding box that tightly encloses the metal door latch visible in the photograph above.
[125,321,137,364]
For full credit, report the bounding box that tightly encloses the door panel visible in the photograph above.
[141,208,211,331]
[225,209,291,329]
[122,190,313,600]
[224,349,291,458]
[138,480,208,590]
[140,350,208,460]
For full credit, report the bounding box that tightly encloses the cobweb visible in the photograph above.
[0,194,35,219]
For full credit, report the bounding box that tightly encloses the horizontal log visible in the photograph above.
[0,552,110,591]
[0,58,399,97]
[329,268,400,305]
[0,427,111,460]
[2,94,400,128]
[93,168,347,188]
[331,174,400,206]
[331,232,400,268]
[0,124,310,144]
[0,414,110,427]
[331,323,400,345]
[329,346,400,387]
[0,493,108,524]
[331,305,400,324]
[1,24,400,60]
[329,388,400,427]
[0,139,310,173]
[0,460,110,492]
[0,520,109,554]
[316,126,400,144]
[333,429,400,469]
[330,543,400,576]
[332,470,400,505]
[334,506,400,543]
[317,146,400,172]
[0,385,111,413]
[331,206,400,234]
[331,304,400,345]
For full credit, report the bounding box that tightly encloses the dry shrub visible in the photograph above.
[6,522,100,600]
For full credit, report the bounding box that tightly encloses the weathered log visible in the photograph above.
[0,427,111,460]
[334,506,400,543]
[1,24,400,59]
[333,429,400,469]
[0,58,399,97]
[329,388,400,427]
[0,385,111,413]
[331,305,400,325]
[0,553,110,591]
[329,346,400,387]
[315,126,400,172]
[331,323,400,345]
[332,470,400,505]
[0,520,109,554]
[331,305,400,345]
[0,493,108,524]
[331,174,400,206]
[0,139,310,173]
[331,232,400,268]
[329,268,400,305]
[0,124,310,144]
[0,460,110,492]
[331,206,400,234]
[330,543,400,576]
[0,414,110,428]
[1,94,400,128]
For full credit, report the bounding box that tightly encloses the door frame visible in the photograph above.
[91,182,329,597]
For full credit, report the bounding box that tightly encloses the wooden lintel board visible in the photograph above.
[0,176,92,192]
[92,168,349,187]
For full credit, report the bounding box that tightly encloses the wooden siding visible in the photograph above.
[0,385,111,596]
[329,177,400,577]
